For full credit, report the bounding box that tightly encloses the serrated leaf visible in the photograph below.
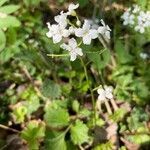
[41,79,61,99]
[0,28,6,52]
[21,120,45,150]
[44,104,70,128]
[0,16,21,28]
[0,5,20,14]
[70,120,89,145]
[45,131,67,150]
[12,106,27,123]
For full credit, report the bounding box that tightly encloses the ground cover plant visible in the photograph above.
[0,0,150,149]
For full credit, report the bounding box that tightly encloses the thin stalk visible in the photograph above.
[80,57,96,125]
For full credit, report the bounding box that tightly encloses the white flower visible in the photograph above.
[75,20,98,45]
[121,10,135,25]
[133,5,140,13]
[67,3,79,15]
[60,38,83,61]
[97,85,114,102]
[98,19,111,40]
[97,88,106,101]
[54,11,68,28]
[104,85,114,99]
[46,23,70,43]
[135,24,145,33]
[140,52,148,59]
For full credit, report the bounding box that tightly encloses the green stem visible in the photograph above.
[80,57,96,125]
[47,53,69,58]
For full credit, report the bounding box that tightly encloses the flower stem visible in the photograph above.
[47,53,69,58]
[80,57,96,125]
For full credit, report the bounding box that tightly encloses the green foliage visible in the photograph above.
[109,108,127,122]
[12,105,27,123]
[0,29,6,52]
[45,131,67,150]
[70,120,90,145]
[21,120,45,150]
[72,100,80,113]
[87,48,111,70]
[93,141,113,150]
[44,102,70,128]
[41,79,62,99]
[114,39,133,64]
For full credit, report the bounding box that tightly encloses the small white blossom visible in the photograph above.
[98,19,111,40]
[121,5,150,34]
[97,85,114,102]
[54,11,68,28]
[121,10,135,25]
[75,20,98,45]
[140,52,148,59]
[46,23,70,43]
[60,38,83,61]
[132,5,140,13]
[67,3,79,15]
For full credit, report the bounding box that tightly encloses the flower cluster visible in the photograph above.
[121,5,150,33]
[97,85,114,102]
[46,3,111,61]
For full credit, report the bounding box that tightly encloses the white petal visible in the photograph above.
[83,20,90,30]
[46,22,51,29]
[98,94,106,101]
[60,43,70,51]
[89,29,98,39]
[104,86,113,92]
[105,31,111,39]
[69,38,77,49]
[46,31,52,38]
[68,3,79,12]
[75,28,84,37]
[105,92,113,99]
[97,88,105,95]
[75,48,83,56]
[100,19,105,26]
[70,51,77,61]
[83,35,92,45]
[62,29,70,37]
[52,34,62,43]
[98,26,105,34]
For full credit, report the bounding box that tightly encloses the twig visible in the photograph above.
[0,124,20,133]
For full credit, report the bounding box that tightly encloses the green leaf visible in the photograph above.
[87,49,111,70]
[0,16,21,28]
[72,100,80,113]
[45,131,67,150]
[12,106,27,123]
[44,103,70,128]
[0,5,20,14]
[77,0,89,7]
[41,79,61,99]
[0,0,8,7]
[0,42,20,64]
[114,40,133,64]
[0,29,6,52]
[21,120,45,150]
[70,120,89,145]
[109,108,127,122]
